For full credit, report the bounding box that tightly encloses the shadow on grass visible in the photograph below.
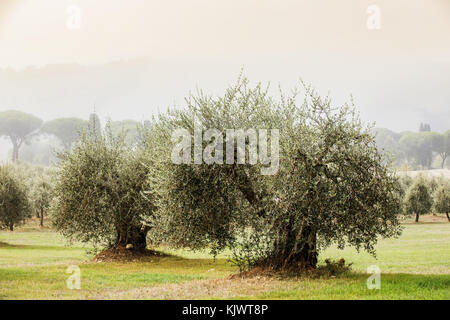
[0,241,27,249]
[0,241,84,251]
[91,247,176,263]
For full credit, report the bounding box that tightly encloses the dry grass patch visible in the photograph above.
[95,276,304,299]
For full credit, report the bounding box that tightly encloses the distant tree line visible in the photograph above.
[0,110,146,164]
[2,110,448,171]
[373,123,450,170]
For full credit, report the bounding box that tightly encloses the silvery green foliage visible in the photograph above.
[30,167,54,226]
[52,125,154,250]
[404,176,433,222]
[147,77,403,270]
[0,165,32,231]
[15,163,55,224]
[432,183,450,220]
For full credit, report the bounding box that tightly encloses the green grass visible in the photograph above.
[0,216,449,299]
[321,221,450,274]
[253,273,450,300]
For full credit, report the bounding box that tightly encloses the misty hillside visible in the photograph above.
[0,57,449,133]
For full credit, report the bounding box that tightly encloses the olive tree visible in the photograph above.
[433,183,450,221]
[147,78,403,271]
[404,177,433,222]
[52,126,154,250]
[30,173,54,227]
[16,163,54,223]
[0,165,32,231]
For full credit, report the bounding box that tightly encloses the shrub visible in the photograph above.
[0,165,32,230]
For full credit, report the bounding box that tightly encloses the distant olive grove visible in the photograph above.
[399,175,450,222]
[0,163,55,230]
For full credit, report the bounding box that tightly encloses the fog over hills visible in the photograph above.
[0,55,449,133]
[1,0,449,161]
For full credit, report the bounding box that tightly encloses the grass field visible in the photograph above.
[0,216,449,300]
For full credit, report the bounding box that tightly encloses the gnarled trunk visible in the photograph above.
[415,213,420,222]
[116,225,150,250]
[133,226,150,249]
[270,224,318,270]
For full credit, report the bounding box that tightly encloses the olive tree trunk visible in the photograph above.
[270,225,318,270]
[40,208,44,227]
[116,225,150,250]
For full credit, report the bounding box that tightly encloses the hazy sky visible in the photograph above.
[0,0,449,134]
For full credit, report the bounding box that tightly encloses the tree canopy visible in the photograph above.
[399,132,434,169]
[147,78,403,271]
[41,117,87,150]
[433,183,450,221]
[0,110,43,162]
[404,177,433,222]
[52,126,154,250]
[431,130,450,169]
